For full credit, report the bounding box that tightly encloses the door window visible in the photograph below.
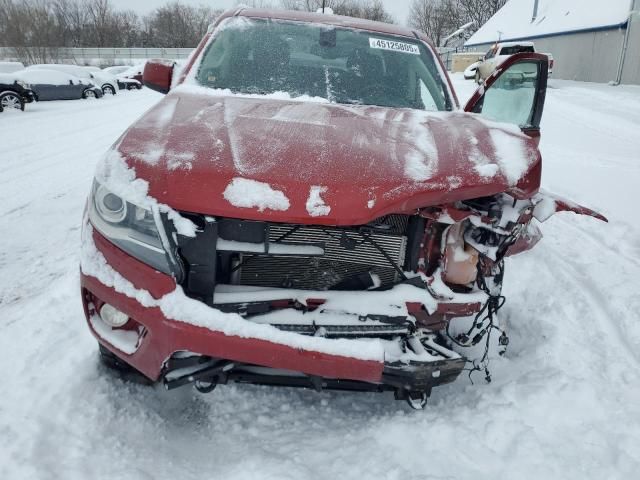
[475,61,539,127]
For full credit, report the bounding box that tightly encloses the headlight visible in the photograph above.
[16,80,29,89]
[88,180,174,274]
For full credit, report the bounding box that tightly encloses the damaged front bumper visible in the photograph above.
[81,229,478,400]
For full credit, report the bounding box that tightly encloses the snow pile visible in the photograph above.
[489,128,533,184]
[403,114,438,182]
[223,177,290,212]
[306,186,331,217]
[172,83,330,104]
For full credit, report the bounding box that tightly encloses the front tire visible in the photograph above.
[102,84,116,95]
[98,344,153,385]
[83,88,97,99]
[0,91,25,111]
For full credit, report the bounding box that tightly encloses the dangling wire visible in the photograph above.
[446,257,508,384]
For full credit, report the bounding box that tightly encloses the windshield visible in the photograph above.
[196,18,452,111]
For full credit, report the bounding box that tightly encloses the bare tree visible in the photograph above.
[236,0,274,8]
[0,0,62,63]
[408,0,461,46]
[457,0,506,32]
[144,2,222,48]
[280,0,393,22]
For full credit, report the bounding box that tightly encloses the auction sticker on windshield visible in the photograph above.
[369,38,420,55]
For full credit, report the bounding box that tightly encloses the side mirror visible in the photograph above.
[478,56,484,61]
[143,59,175,94]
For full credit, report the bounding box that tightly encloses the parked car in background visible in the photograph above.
[475,42,554,83]
[463,61,480,79]
[103,65,144,90]
[103,65,130,76]
[81,8,605,409]
[0,62,25,74]
[117,78,142,90]
[121,63,145,83]
[29,64,118,95]
[0,73,37,111]
[15,69,103,100]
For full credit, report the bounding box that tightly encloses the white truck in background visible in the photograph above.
[470,41,554,83]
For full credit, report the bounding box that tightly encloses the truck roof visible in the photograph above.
[496,41,535,48]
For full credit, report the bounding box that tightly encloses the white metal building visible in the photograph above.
[465,0,640,85]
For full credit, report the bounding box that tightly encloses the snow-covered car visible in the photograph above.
[104,63,145,83]
[15,69,103,100]
[103,65,130,76]
[475,42,554,83]
[29,64,118,95]
[463,60,480,80]
[0,73,37,111]
[103,65,143,90]
[80,8,606,409]
[121,63,145,83]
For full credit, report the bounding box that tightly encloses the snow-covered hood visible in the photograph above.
[114,87,541,225]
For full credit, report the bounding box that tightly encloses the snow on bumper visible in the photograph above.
[81,227,473,385]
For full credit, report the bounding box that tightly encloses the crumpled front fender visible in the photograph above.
[533,189,608,223]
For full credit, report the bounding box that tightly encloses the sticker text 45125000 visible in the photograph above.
[369,38,420,55]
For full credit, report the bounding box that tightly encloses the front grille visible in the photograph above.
[236,217,408,291]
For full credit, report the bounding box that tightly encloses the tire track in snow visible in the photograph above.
[541,242,640,369]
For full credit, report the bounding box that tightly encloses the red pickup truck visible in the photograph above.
[80,8,603,409]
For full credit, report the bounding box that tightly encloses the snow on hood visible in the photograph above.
[111,88,540,225]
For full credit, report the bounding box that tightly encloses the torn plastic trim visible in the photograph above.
[532,189,608,223]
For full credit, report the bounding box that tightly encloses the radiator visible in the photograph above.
[235,217,408,291]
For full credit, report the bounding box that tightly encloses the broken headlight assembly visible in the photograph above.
[88,180,175,274]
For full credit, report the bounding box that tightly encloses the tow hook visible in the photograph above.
[395,388,429,410]
[163,359,235,391]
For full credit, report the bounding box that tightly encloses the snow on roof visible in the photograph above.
[498,41,534,47]
[15,69,80,85]
[466,0,631,46]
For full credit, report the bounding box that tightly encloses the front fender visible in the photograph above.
[533,189,608,223]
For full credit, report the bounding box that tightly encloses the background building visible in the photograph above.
[464,0,639,85]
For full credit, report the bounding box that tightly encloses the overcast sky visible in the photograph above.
[108,0,413,25]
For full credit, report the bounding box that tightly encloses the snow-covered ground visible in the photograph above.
[1,76,639,479]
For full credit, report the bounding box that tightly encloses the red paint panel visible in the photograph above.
[92,230,176,299]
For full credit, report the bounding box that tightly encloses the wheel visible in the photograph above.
[83,88,97,99]
[102,84,116,95]
[0,91,25,111]
[98,344,153,385]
